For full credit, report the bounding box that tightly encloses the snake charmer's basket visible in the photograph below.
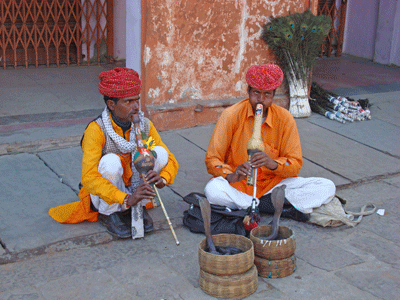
[250,225,297,278]
[198,234,258,298]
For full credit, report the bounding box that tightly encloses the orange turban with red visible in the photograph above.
[98,67,141,98]
[246,64,283,90]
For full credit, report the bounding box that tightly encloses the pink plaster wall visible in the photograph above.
[343,0,400,66]
[343,0,379,60]
[141,0,312,130]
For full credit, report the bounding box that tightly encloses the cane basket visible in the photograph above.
[199,265,258,299]
[250,225,296,260]
[198,234,254,276]
[254,255,297,278]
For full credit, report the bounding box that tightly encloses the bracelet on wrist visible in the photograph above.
[123,194,131,208]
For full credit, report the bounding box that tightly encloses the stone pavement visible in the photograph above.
[0,55,399,300]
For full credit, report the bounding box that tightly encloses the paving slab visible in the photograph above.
[296,119,400,181]
[329,82,400,97]
[44,82,105,112]
[160,130,210,196]
[294,234,365,271]
[0,153,103,252]
[107,254,200,300]
[0,287,44,300]
[307,114,400,158]
[0,109,102,127]
[313,55,400,91]
[0,69,38,88]
[174,124,216,151]
[266,258,380,300]
[37,147,83,193]
[357,198,400,245]
[367,91,400,126]
[16,65,105,85]
[298,158,351,187]
[0,135,81,156]
[284,219,362,248]
[0,86,74,117]
[38,269,132,300]
[0,65,108,117]
[148,184,187,232]
[347,233,400,265]
[302,224,400,266]
[147,227,204,289]
[0,254,79,293]
[334,261,400,300]
[383,175,400,188]
[249,281,284,300]
[336,180,400,209]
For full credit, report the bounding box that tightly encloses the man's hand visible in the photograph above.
[226,151,278,183]
[127,182,156,206]
[226,162,251,183]
[145,170,166,189]
[249,151,278,170]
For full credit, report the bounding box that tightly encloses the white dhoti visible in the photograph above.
[90,146,168,214]
[90,146,168,238]
[204,176,336,214]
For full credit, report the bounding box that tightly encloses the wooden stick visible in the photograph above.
[140,174,179,245]
[153,185,180,245]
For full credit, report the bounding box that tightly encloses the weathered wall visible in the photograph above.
[343,0,379,60]
[141,0,312,130]
[343,0,400,67]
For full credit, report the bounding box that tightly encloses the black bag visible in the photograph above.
[182,192,247,236]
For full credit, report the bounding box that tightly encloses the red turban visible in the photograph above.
[98,67,141,98]
[246,64,283,90]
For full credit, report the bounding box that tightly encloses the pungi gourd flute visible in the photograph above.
[246,103,264,222]
[132,114,180,245]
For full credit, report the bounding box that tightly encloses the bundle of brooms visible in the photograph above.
[309,82,372,123]
[262,10,331,118]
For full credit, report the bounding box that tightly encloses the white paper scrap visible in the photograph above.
[376,209,385,216]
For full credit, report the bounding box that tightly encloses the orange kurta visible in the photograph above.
[49,114,179,223]
[205,99,302,198]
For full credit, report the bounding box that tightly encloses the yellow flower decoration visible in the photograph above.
[143,136,156,150]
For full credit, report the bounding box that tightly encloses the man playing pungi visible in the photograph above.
[49,67,179,239]
[204,64,335,221]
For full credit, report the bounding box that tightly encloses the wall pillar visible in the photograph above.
[126,0,141,73]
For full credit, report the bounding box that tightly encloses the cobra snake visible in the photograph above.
[260,185,286,240]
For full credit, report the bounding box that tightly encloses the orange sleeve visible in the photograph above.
[264,114,303,178]
[205,110,236,178]
[80,122,127,205]
[148,121,179,184]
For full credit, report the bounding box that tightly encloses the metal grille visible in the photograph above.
[0,0,113,69]
[318,0,347,57]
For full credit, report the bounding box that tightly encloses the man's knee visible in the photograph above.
[204,176,232,203]
[205,176,224,194]
[153,146,168,172]
[318,177,336,195]
[98,153,123,178]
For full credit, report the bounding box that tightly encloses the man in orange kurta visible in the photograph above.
[204,64,335,221]
[49,67,179,239]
